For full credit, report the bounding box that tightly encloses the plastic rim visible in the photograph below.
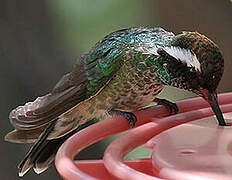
[55,93,232,180]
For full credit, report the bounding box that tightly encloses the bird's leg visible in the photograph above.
[153,98,179,115]
[107,108,137,127]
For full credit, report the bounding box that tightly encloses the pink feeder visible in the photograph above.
[55,93,232,180]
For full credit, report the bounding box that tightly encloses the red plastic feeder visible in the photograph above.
[55,93,232,180]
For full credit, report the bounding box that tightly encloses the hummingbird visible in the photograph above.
[5,27,226,176]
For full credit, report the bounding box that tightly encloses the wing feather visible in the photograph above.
[9,61,88,131]
[7,36,126,141]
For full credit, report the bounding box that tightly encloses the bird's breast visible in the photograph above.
[94,55,163,111]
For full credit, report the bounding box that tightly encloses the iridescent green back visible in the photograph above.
[82,27,175,99]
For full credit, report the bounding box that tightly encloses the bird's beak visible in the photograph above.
[201,89,226,126]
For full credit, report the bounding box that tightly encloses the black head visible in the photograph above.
[157,31,226,125]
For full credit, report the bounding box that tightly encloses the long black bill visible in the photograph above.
[206,92,226,126]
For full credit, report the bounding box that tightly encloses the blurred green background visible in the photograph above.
[1,0,232,179]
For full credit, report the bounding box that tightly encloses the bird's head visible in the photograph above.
[157,31,226,125]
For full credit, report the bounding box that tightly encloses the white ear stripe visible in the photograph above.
[163,46,201,72]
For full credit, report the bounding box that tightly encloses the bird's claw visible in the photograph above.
[107,109,137,128]
[154,98,179,115]
[123,112,137,128]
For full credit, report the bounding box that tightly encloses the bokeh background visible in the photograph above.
[1,0,232,179]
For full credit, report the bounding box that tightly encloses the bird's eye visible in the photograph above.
[187,67,197,80]
[189,67,196,73]
[157,48,168,57]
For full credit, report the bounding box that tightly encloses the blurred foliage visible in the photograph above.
[46,0,157,59]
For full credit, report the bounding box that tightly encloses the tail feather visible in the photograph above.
[18,119,97,177]
[18,120,56,176]
[5,125,46,143]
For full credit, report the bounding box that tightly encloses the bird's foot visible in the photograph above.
[107,109,137,128]
[154,98,179,115]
